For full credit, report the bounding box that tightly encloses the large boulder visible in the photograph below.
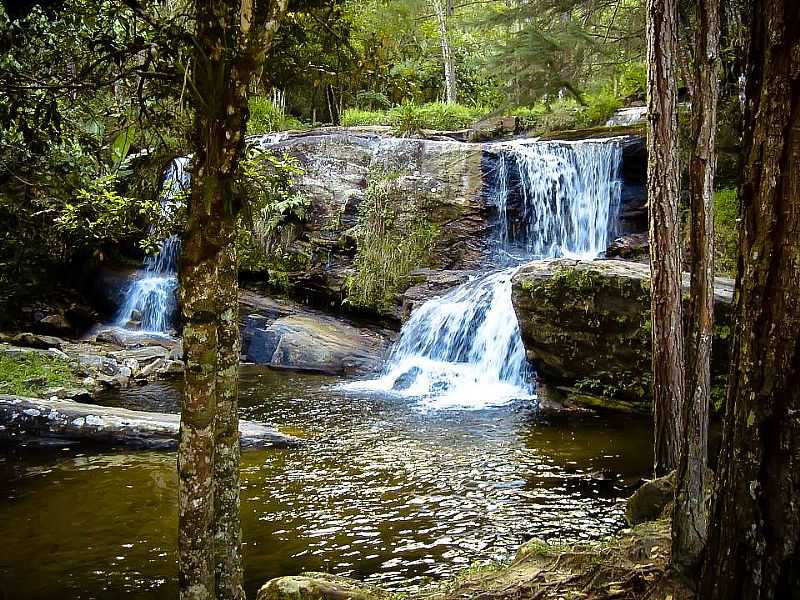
[243,314,389,375]
[625,472,676,526]
[257,132,489,310]
[239,289,391,375]
[256,573,390,600]
[511,259,734,408]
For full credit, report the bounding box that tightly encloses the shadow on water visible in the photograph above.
[0,366,652,599]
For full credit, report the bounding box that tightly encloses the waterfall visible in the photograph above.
[114,157,189,335]
[489,139,623,261]
[342,138,623,409]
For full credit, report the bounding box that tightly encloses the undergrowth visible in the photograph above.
[346,169,438,310]
[0,353,77,396]
[247,97,306,134]
[714,187,738,276]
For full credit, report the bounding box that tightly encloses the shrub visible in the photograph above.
[619,63,647,100]
[583,89,623,125]
[236,147,310,278]
[714,187,738,276]
[57,174,158,247]
[346,169,438,310]
[247,97,305,134]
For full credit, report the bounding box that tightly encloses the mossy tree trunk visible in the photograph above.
[699,1,800,597]
[646,0,684,477]
[179,1,287,599]
[672,0,719,574]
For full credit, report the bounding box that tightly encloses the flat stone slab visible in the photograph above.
[0,395,300,449]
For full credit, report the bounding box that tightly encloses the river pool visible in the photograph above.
[0,366,651,599]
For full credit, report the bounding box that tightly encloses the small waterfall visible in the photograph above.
[343,138,624,409]
[114,157,189,334]
[489,139,622,261]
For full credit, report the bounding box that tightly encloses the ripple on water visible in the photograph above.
[0,367,652,598]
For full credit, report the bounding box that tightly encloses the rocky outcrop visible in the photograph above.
[606,232,649,261]
[512,259,734,408]
[256,573,391,600]
[240,289,391,375]
[260,132,488,309]
[0,394,299,449]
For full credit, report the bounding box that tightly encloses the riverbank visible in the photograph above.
[257,516,685,600]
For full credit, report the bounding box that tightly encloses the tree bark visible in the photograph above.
[699,1,800,598]
[672,0,719,573]
[430,0,457,104]
[214,218,244,600]
[646,0,684,477]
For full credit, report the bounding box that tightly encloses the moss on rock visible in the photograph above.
[512,259,734,409]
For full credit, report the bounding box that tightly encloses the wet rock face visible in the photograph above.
[511,259,734,408]
[239,289,391,375]
[256,132,489,309]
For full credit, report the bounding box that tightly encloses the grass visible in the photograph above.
[346,169,438,311]
[0,353,77,396]
[340,89,624,136]
[341,102,486,133]
[247,97,306,134]
[510,90,624,135]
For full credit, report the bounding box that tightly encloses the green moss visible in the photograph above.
[714,187,738,276]
[0,353,77,396]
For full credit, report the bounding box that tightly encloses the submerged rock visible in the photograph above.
[512,258,734,408]
[256,573,391,600]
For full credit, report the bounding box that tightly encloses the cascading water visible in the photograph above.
[114,157,189,335]
[343,138,623,410]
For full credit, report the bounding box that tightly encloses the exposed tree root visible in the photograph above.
[429,519,695,600]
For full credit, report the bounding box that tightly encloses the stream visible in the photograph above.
[0,367,651,599]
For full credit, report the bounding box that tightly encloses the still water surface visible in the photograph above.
[0,367,652,599]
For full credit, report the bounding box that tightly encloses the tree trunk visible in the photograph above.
[672,0,719,573]
[699,1,800,597]
[646,0,684,477]
[214,219,244,600]
[430,0,457,104]
[178,136,223,600]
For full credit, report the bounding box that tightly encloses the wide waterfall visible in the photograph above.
[114,157,189,334]
[343,138,623,409]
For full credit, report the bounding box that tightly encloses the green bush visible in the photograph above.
[714,187,738,276]
[347,169,437,310]
[618,63,647,99]
[341,102,485,133]
[236,147,311,284]
[247,97,305,134]
[0,353,77,397]
[584,89,623,125]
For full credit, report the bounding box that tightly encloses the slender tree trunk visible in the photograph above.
[178,193,220,600]
[646,0,684,477]
[699,1,800,597]
[672,0,719,573]
[214,219,244,600]
[430,0,457,104]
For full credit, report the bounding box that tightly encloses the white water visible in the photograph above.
[114,157,190,334]
[343,138,623,410]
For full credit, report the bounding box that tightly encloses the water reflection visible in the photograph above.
[0,367,652,599]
